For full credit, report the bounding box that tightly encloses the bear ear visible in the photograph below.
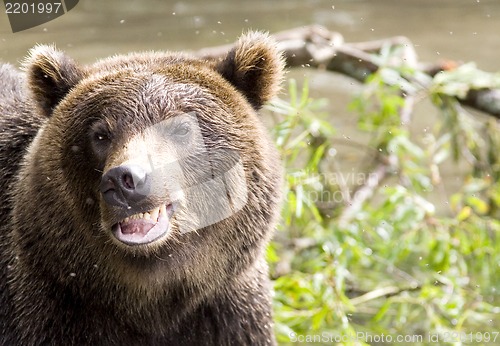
[24,45,84,117]
[215,32,285,110]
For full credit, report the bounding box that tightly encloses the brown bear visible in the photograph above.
[0,32,284,345]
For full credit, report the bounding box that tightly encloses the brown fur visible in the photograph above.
[0,32,284,345]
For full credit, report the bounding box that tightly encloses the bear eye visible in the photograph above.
[173,123,190,137]
[89,122,113,162]
[90,122,112,143]
[92,129,112,145]
[94,132,110,142]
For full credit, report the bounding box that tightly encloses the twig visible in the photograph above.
[350,284,421,306]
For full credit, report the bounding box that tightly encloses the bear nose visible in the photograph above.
[100,164,150,207]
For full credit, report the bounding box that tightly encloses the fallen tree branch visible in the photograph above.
[196,25,500,118]
[463,88,500,116]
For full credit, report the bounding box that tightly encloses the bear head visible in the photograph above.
[13,32,284,297]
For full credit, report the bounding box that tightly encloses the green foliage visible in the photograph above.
[432,63,500,99]
[268,69,500,345]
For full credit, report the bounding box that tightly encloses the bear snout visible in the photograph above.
[100,163,150,208]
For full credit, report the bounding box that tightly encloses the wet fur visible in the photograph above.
[0,33,284,345]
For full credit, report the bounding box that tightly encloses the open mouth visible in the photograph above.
[111,204,174,245]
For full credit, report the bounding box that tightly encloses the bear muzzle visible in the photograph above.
[100,163,176,245]
[112,203,174,245]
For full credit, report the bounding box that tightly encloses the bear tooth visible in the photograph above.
[150,208,159,222]
[160,204,167,217]
[123,217,130,223]
[144,212,151,220]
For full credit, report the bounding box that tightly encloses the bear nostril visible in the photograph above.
[100,164,149,207]
[122,165,147,192]
[122,172,135,190]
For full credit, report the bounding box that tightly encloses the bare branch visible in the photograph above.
[349,284,421,306]
[463,89,500,116]
[196,25,500,118]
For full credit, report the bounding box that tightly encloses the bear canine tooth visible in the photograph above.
[144,212,151,220]
[160,204,167,217]
[123,217,130,223]
[150,207,159,222]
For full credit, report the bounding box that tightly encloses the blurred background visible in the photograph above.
[1,0,499,67]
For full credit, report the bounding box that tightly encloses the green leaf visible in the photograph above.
[457,206,471,221]
[465,195,489,214]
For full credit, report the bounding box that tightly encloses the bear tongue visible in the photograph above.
[120,219,155,236]
[112,215,170,246]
